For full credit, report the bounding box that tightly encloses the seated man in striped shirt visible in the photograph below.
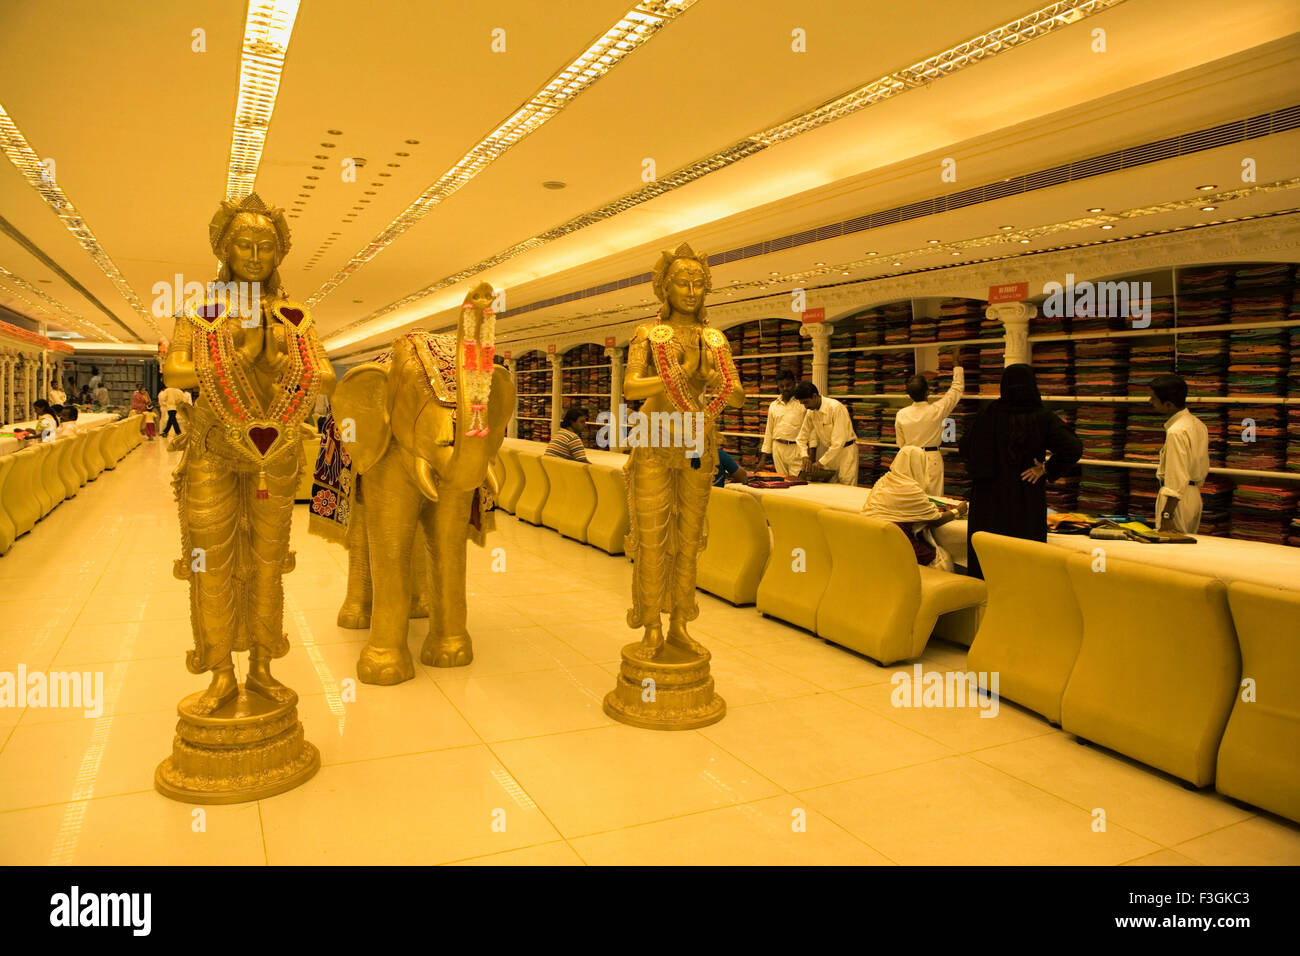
[546,406,590,462]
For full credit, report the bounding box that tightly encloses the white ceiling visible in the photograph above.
[0,0,1298,356]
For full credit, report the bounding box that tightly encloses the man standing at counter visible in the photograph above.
[1149,373,1209,534]
[761,369,805,476]
[794,381,859,485]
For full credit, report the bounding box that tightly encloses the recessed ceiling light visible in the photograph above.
[815,261,824,266]
[999,225,1013,230]
[1020,238,1031,243]
[314,154,328,160]
[1197,184,1216,191]
[352,298,363,303]
[320,142,335,148]
[305,175,319,180]
[541,181,566,190]
[395,151,410,157]
[327,129,343,135]
[951,252,960,256]
[841,271,849,276]
[769,271,779,276]
[1087,207,1103,212]
[927,239,939,244]
[311,165,324,171]
[1201,206,1216,212]
[1100,224,1114,230]
[867,251,877,256]
[893,261,902,266]
[387,162,400,168]
[405,139,420,145]
[38,278,51,283]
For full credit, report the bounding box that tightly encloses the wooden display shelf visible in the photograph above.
[962,393,1300,406]
[1027,319,1300,344]
[1075,458,1300,483]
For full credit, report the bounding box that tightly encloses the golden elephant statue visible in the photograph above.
[330,287,516,684]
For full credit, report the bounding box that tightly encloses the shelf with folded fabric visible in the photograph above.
[959,393,1300,405]
[513,351,553,443]
[1072,458,1300,482]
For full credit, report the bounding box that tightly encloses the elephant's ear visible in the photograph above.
[333,362,391,473]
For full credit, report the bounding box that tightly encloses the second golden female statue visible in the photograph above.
[604,243,745,730]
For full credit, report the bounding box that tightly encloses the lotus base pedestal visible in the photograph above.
[155,686,319,804]
[603,642,725,730]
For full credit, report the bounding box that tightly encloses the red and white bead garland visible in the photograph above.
[648,324,737,421]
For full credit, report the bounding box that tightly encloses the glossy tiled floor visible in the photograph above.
[2,440,1298,866]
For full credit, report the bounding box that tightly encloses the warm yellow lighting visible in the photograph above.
[225,0,302,201]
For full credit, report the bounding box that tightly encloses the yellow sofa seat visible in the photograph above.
[966,532,1084,725]
[755,495,833,632]
[30,443,54,518]
[1215,582,1300,822]
[698,487,770,605]
[497,446,526,514]
[539,455,597,543]
[1062,554,1239,787]
[0,455,16,554]
[586,463,629,556]
[84,425,107,480]
[69,430,90,487]
[2,447,41,538]
[816,512,986,664]
[514,450,550,526]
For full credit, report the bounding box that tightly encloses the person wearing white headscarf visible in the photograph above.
[863,446,967,569]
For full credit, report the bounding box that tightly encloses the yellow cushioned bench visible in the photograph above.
[698,487,770,605]
[816,512,987,664]
[0,455,16,554]
[755,495,833,632]
[514,450,550,526]
[497,445,525,514]
[1062,553,1239,787]
[586,463,629,555]
[539,455,597,543]
[7,446,44,534]
[30,443,54,518]
[1216,582,1300,822]
[967,532,1084,725]
[84,425,107,480]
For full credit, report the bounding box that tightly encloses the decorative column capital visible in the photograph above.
[798,321,833,342]
[986,301,1036,366]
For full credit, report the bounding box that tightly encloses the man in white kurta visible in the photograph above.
[794,382,858,485]
[1149,374,1209,533]
[762,373,806,476]
[894,365,964,495]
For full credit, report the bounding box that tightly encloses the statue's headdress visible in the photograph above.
[208,192,292,259]
[651,242,711,320]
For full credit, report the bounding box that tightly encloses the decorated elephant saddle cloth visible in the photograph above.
[370,331,459,407]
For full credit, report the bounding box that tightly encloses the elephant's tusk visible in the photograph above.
[413,456,440,503]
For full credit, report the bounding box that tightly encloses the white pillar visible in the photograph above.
[605,345,623,450]
[986,301,1036,366]
[505,358,518,439]
[800,322,833,393]
[548,352,564,433]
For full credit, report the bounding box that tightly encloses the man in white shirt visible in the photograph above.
[158,382,192,437]
[761,370,806,476]
[92,384,110,406]
[1149,374,1209,534]
[794,382,858,485]
[48,377,67,405]
[894,364,964,495]
[87,366,102,392]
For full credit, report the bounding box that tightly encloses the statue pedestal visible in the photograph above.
[155,686,319,804]
[603,642,725,730]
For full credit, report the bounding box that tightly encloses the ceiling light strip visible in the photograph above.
[0,103,160,338]
[323,0,1123,350]
[305,0,699,308]
[225,0,301,201]
[0,264,122,343]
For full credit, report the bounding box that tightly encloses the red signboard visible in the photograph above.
[801,308,825,324]
[546,344,556,355]
[604,336,616,347]
[988,282,1029,304]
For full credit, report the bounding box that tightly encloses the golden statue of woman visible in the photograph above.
[162,193,335,716]
[623,243,745,660]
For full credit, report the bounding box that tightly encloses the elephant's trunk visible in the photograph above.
[443,296,497,492]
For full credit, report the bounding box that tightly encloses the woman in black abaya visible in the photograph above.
[958,364,1082,579]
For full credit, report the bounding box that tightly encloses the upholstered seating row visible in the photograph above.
[497,445,983,664]
[0,415,141,555]
[966,531,1299,821]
